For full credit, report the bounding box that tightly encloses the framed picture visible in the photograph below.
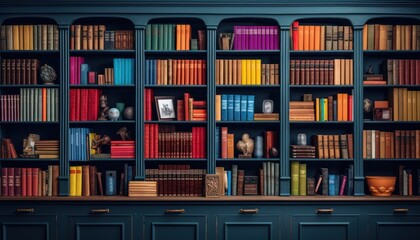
[373,107,392,121]
[155,96,176,121]
[262,99,274,113]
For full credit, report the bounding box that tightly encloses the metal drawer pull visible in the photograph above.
[316,208,334,214]
[90,209,110,214]
[16,208,35,213]
[165,209,186,214]
[239,208,259,214]
[394,208,409,214]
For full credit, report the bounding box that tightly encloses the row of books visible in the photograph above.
[216,59,279,85]
[1,59,41,85]
[0,138,17,159]
[1,166,59,197]
[110,140,135,159]
[0,24,59,50]
[390,88,420,121]
[362,24,420,51]
[145,165,206,196]
[69,164,133,196]
[69,128,91,161]
[0,88,59,122]
[398,165,420,196]
[69,89,100,121]
[290,59,353,85]
[33,140,59,159]
[290,145,316,159]
[291,163,354,196]
[313,134,354,159]
[291,22,353,51]
[215,94,255,121]
[385,59,420,85]
[70,25,134,50]
[179,93,207,121]
[145,59,207,85]
[233,26,279,50]
[363,130,420,159]
[146,24,203,51]
[315,93,353,121]
[144,124,206,159]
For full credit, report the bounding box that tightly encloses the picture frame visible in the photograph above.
[262,99,274,114]
[155,96,176,121]
[373,107,392,121]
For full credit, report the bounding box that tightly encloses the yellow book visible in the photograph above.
[392,88,399,121]
[323,98,328,121]
[69,166,77,196]
[398,88,404,121]
[24,25,29,50]
[315,98,320,121]
[403,88,408,121]
[76,166,82,196]
[334,59,341,85]
[88,133,97,155]
[343,93,348,121]
[215,95,221,121]
[19,25,24,50]
[299,163,306,196]
[12,25,19,50]
[256,59,261,85]
[246,59,252,85]
[363,24,368,50]
[29,25,34,50]
[241,60,247,85]
[407,91,412,121]
[250,59,256,85]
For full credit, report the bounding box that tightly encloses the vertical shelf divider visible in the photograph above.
[135,25,145,180]
[207,25,217,174]
[280,24,291,196]
[59,24,70,196]
[353,25,365,196]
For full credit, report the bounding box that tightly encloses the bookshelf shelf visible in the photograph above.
[145,85,207,88]
[145,158,208,162]
[144,120,207,124]
[69,50,135,55]
[363,85,420,88]
[289,158,354,162]
[216,158,281,162]
[0,50,60,55]
[363,121,420,124]
[70,158,136,162]
[290,50,353,56]
[363,50,420,57]
[290,121,353,124]
[216,50,280,56]
[289,85,354,89]
[0,121,60,124]
[216,85,280,88]
[69,84,135,88]
[0,158,60,162]
[364,158,420,161]
[216,120,280,124]
[145,50,206,56]
[69,120,136,124]
[0,85,60,88]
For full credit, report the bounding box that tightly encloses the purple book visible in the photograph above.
[269,26,274,50]
[233,26,239,50]
[274,26,279,50]
[244,26,248,50]
[250,26,256,50]
[256,26,262,50]
[262,26,266,50]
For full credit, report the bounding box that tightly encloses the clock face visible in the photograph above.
[108,108,120,120]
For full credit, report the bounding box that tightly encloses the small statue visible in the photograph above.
[22,134,40,156]
[366,65,374,75]
[91,135,111,154]
[236,133,254,158]
[116,127,131,140]
[98,95,110,121]
[40,64,57,84]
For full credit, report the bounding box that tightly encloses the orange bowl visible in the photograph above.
[365,176,396,196]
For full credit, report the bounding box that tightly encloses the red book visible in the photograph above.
[144,89,149,120]
[202,60,206,85]
[32,168,39,196]
[21,168,27,197]
[339,175,347,195]
[417,60,420,85]
[264,131,274,158]
[69,89,76,121]
[145,124,150,158]
[184,93,190,121]
[221,127,228,159]
[154,124,159,158]
[399,59,405,85]
[1,167,8,196]
[88,71,96,84]
[177,100,185,121]
[14,168,21,196]
[292,21,299,50]
[7,167,14,196]
[70,57,76,84]
[26,168,32,197]
[192,127,196,158]
[410,60,415,85]
[201,127,206,158]
[75,88,81,121]
[80,89,89,121]
[87,89,99,121]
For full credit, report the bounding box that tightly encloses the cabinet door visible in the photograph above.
[291,213,359,240]
[368,214,420,240]
[144,214,206,240]
[0,214,57,240]
[216,214,281,240]
[67,214,132,240]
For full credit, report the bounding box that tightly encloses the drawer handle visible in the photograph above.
[394,208,409,214]
[165,209,186,214]
[90,209,110,214]
[239,208,259,214]
[316,208,334,214]
[16,208,35,213]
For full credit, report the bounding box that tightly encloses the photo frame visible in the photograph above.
[155,96,176,121]
[262,99,274,113]
[373,107,392,121]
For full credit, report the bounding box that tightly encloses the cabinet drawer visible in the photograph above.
[368,212,420,240]
[0,214,57,240]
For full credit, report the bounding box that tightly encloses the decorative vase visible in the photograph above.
[254,136,263,158]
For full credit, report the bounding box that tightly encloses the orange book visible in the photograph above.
[303,26,309,50]
[197,60,203,85]
[298,25,304,51]
[379,24,387,50]
[180,24,186,50]
[176,25,181,50]
[314,25,321,50]
[340,59,345,85]
[87,25,93,50]
[363,24,368,50]
[99,25,105,50]
[185,24,191,50]
[309,25,315,50]
[320,26,325,50]
[337,93,343,121]
[323,135,329,159]
[185,60,190,85]
[12,25,19,50]
[42,88,47,121]
[227,134,234,159]
[328,135,335,159]
[342,93,348,121]
[82,25,88,50]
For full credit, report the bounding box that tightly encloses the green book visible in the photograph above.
[291,161,299,196]
[299,163,307,196]
[158,24,164,50]
[46,88,51,121]
[20,89,24,121]
[54,88,58,121]
[31,88,36,121]
[163,24,169,51]
[274,162,279,196]
[367,24,374,50]
[38,88,42,121]
[171,24,176,50]
[151,24,158,50]
[146,24,151,50]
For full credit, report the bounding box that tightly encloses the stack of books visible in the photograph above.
[290,145,316,158]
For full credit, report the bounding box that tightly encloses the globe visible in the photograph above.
[123,106,134,120]
[363,98,373,113]
[108,108,120,121]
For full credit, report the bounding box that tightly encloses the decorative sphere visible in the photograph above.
[40,64,57,84]
[269,147,279,158]
[123,106,134,120]
[363,98,373,113]
[108,108,120,121]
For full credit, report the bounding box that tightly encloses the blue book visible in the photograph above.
[124,58,127,85]
[227,94,234,121]
[333,99,337,121]
[113,58,119,85]
[227,170,232,196]
[130,58,134,84]
[328,174,336,196]
[240,95,247,121]
[145,60,150,85]
[221,94,228,121]
[215,126,220,158]
[234,95,241,121]
[80,64,89,85]
[105,170,117,196]
[151,60,155,85]
[247,95,255,121]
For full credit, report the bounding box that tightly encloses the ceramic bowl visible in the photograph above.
[365,176,396,196]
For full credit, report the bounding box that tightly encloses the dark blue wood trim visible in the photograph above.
[207,25,217,174]
[135,25,145,180]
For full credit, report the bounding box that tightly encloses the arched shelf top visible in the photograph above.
[147,17,206,27]
[72,17,134,29]
[1,16,58,26]
[291,17,353,27]
[364,16,420,25]
[217,17,280,28]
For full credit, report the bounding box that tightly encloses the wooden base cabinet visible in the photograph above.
[0,214,57,240]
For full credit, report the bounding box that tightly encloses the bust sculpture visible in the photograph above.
[236,133,254,158]
[98,95,110,120]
